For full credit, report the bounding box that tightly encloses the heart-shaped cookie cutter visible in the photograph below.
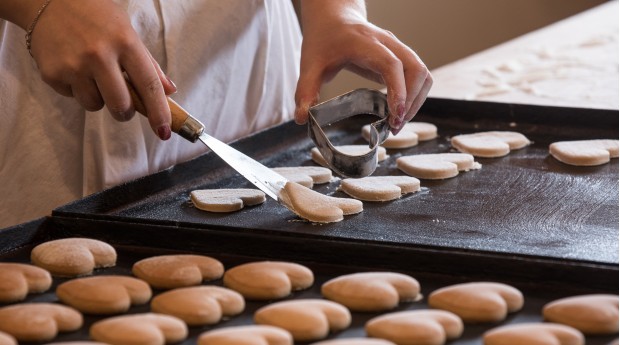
[308,89,391,178]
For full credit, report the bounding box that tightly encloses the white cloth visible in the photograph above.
[0,0,301,228]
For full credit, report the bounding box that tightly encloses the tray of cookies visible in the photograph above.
[0,218,617,345]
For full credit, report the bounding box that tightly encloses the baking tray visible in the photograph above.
[52,98,619,281]
[0,218,617,345]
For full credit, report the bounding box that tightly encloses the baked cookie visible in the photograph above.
[483,322,584,345]
[311,339,396,345]
[397,153,481,179]
[0,303,83,342]
[272,166,333,188]
[451,131,531,157]
[311,146,388,168]
[31,238,117,277]
[543,294,619,335]
[0,331,16,345]
[133,254,224,289]
[254,299,351,342]
[321,272,421,312]
[362,122,438,149]
[190,189,266,212]
[428,282,524,323]
[278,181,363,223]
[151,286,244,326]
[198,325,293,345]
[223,261,313,300]
[0,262,52,303]
[549,139,619,166]
[56,275,152,314]
[339,176,420,201]
[47,343,108,345]
[365,310,463,345]
[90,313,187,345]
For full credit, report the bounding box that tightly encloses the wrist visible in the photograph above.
[300,0,367,31]
[0,0,50,30]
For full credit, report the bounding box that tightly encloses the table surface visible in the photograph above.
[428,1,619,110]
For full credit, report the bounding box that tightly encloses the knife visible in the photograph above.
[127,85,288,201]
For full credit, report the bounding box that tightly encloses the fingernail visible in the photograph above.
[157,124,171,140]
[397,103,406,118]
[166,75,177,93]
[389,116,402,129]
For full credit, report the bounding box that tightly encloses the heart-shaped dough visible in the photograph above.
[365,310,463,345]
[397,153,481,179]
[0,331,16,345]
[272,166,333,188]
[90,313,188,345]
[31,238,116,277]
[223,261,313,300]
[254,299,351,342]
[190,189,266,212]
[151,286,244,326]
[322,272,421,312]
[311,145,388,168]
[428,282,524,323]
[198,325,293,345]
[543,294,619,335]
[483,323,584,345]
[362,122,438,149]
[56,275,152,314]
[312,339,396,345]
[0,303,83,342]
[132,254,224,289]
[0,263,52,303]
[340,176,420,201]
[451,131,530,157]
[549,139,619,166]
[278,181,363,223]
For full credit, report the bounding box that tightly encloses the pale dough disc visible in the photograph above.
[31,238,117,277]
[451,131,531,157]
[365,310,463,345]
[321,272,421,312]
[0,331,16,345]
[397,153,481,179]
[549,139,619,166]
[278,181,363,223]
[151,286,245,326]
[190,189,266,212]
[362,122,438,149]
[272,166,333,188]
[311,145,388,168]
[198,325,293,345]
[483,322,584,345]
[56,275,152,314]
[223,261,314,300]
[254,299,351,342]
[542,294,619,335]
[90,313,188,345]
[0,263,52,303]
[339,176,420,202]
[132,254,224,289]
[0,303,83,342]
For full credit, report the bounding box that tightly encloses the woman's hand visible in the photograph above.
[295,0,432,135]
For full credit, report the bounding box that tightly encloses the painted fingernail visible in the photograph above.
[157,124,171,140]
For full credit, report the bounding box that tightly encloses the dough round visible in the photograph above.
[0,331,16,345]
[311,145,388,168]
[362,122,438,149]
[339,176,420,202]
[190,189,266,212]
[542,294,619,335]
[132,254,224,289]
[451,131,530,158]
[223,261,313,300]
[198,325,293,345]
[549,139,619,166]
[0,303,83,342]
[365,310,463,345]
[483,322,584,345]
[90,313,188,345]
[0,263,52,303]
[31,238,117,277]
[396,153,481,179]
[272,166,333,188]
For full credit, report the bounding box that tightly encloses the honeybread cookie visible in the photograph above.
[311,339,396,345]
[0,263,52,303]
[362,122,438,149]
[151,286,244,326]
[339,176,420,202]
[549,139,619,166]
[254,299,351,342]
[0,332,16,345]
[47,343,108,345]
[90,313,187,345]
[198,325,293,345]
[278,182,363,223]
[31,238,117,277]
[56,275,152,314]
[428,282,524,323]
[132,254,224,289]
[0,303,83,342]
[451,131,530,157]
[483,322,584,345]
[272,166,333,188]
[396,153,481,180]
[365,310,463,345]
[542,294,619,335]
[223,261,314,300]
[321,272,421,312]
[311,146,388,168]
[190,189,266,212]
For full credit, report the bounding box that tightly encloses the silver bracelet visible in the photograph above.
[25,0,53,57]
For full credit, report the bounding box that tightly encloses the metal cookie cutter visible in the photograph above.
[308,89,391,178]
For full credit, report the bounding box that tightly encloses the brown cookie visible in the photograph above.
[0,331,16,345]
[90,313,188,345]
[312,339,396,345]
[198,325,293,345]
[0,303,83,342]
[365,310,464,345]
[132,254,224,289]
[543,294,619,335]
[31,238,117,277]
[0,262,52,303]
[483,322,584,345]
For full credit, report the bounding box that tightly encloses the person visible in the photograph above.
[0,0,432,228]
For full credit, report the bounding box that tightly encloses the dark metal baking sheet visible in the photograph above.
[53,98,619,268]
[0,219,617,345]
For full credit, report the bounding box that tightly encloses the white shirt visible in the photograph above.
[0,0,302,228]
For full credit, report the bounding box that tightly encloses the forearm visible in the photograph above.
[300,0,367,30]
[0,0,49,29]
